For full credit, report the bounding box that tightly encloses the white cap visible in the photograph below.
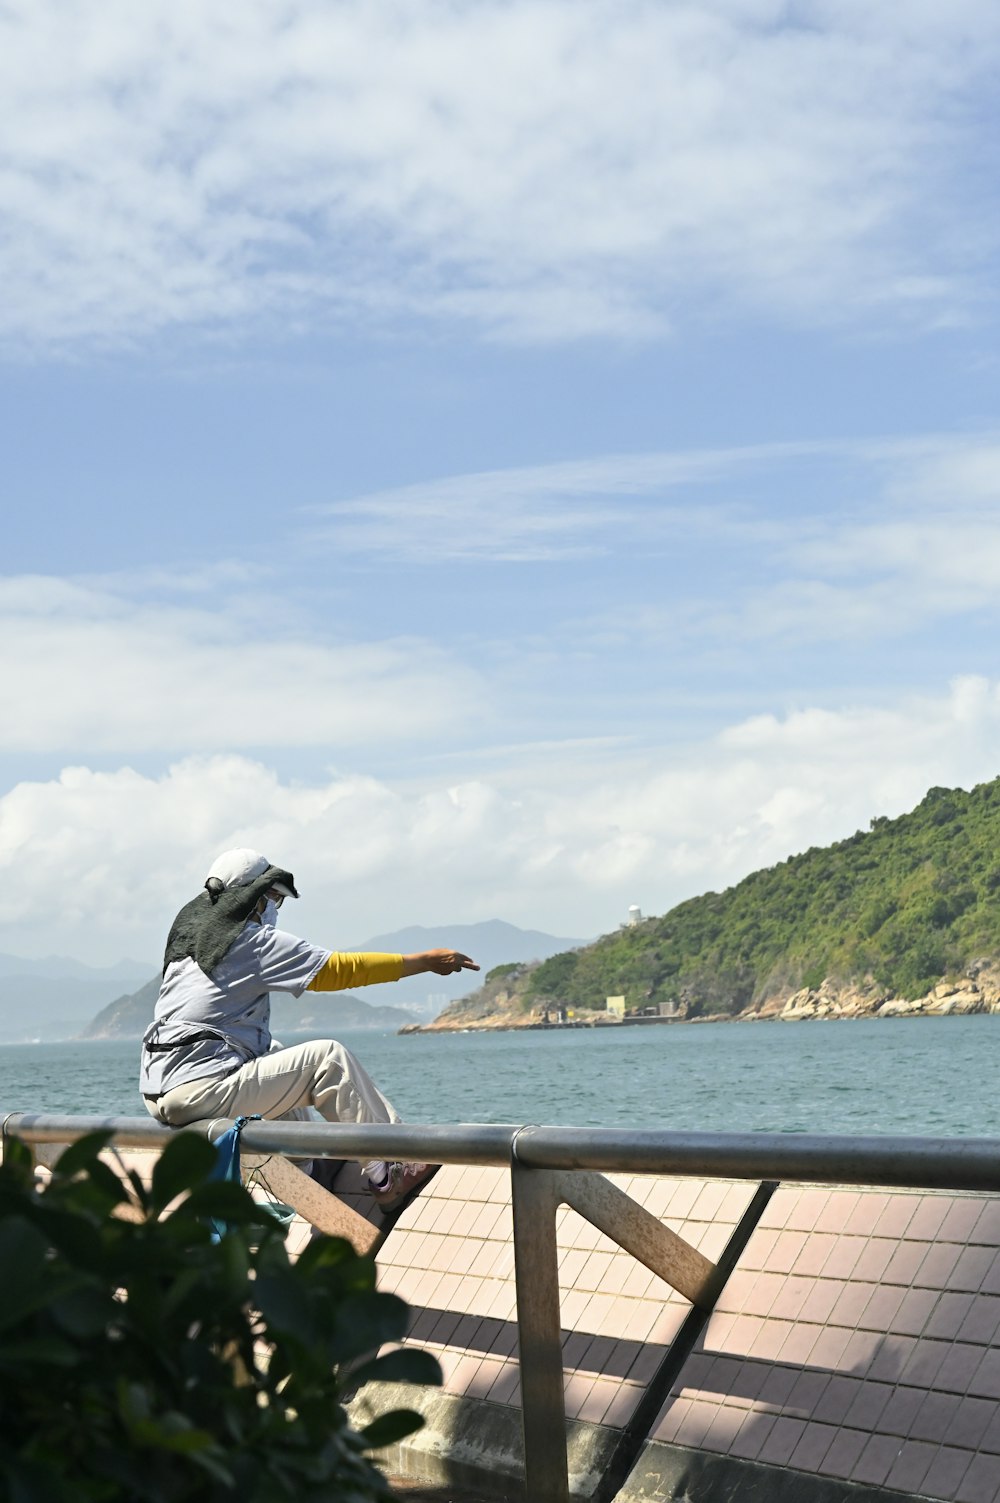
[205,848,296,898]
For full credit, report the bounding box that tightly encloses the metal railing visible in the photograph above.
[4,1111,1000,1503]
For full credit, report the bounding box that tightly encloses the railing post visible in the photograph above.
[555,1169,721,1308]
[511,1157,569,1503]
[0,1112,36,1174]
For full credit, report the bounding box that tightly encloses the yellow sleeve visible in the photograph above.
[307,952,405,992]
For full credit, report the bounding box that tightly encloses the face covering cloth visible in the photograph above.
[161,865,298,976]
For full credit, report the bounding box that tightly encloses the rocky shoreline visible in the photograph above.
[401,961,1000,1034]
[740,964,1000,1021]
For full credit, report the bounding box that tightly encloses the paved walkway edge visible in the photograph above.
[351,1381,618,1501]
[356,1388,914,1503]
[618,1440,917,1503]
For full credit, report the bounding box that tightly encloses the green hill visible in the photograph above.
[462,780,1000,1021]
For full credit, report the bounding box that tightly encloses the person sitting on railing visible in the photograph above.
[139,848,478,1213]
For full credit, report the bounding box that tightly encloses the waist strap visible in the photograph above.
[143,1031,227,1054]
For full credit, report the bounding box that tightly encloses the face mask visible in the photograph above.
[260,898,280,927]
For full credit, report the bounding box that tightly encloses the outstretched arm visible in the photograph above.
[401,950,479,978]
[307,949,479,993]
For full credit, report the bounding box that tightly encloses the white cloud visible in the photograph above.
[309,435,1000,649]
[768,440,1000,621]
[7,432,1000,763]
[6,433,1000,763]
[2,675,998,964]
[0,575,484,752]
[1,2,997,348]
[307,445,790,560]
[880,442,1000,511]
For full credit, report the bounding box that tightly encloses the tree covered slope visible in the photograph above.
[517,780,1000,1018]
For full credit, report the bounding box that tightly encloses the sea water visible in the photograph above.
[1,1015,998,1137]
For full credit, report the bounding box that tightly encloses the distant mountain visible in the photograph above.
[347,919,589,1015]
[80,978,162,1040]
[82,978,412,1040]
[0,957,155,1043]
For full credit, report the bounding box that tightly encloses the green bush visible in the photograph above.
[525,950,580,1002]
[801,962,826,992]
[0,1131,440,1503]
[484,963,520,983]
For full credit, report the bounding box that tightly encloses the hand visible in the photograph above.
[402,949,480,977]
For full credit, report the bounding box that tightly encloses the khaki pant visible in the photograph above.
[143,1038,399,1177]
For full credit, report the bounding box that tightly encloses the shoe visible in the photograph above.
[369,1161,439,1213]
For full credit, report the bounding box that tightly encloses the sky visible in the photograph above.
[4,0,1000,967]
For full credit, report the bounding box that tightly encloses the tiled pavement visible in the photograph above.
[651,1185,1000,1502]
[374,1168,1000,1502]
[375,1165,757,1434]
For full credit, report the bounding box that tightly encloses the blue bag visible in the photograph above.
[208,1114,296,1240]
[210,1113,260,1183]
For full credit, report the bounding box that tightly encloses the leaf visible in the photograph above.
[116,1158,151,1213]
[158,1267,209,1320]
[50,1286,115,1340]
[174,1179,267,1225]
[0,1135,35,1184]
[348,1347,443,1390]
[90,1443,183,1499]
[253,1273,315,1346]
[0,1334,82,1368]
[48,1149,130,1212]
[295,1234,359,1276]
[85,1156,132,1208]
[359,1409,427,1449]
[117,1377,152,1423]
[328,1291,409,1364]
[0,1217,88,1332]
[149,1133,218,1213]
[215,1225,253,1289]
[128,1413,221,1457]
[0,1453,77,1503]
[53,1131,114,1177]
[27,1204,105,1269]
